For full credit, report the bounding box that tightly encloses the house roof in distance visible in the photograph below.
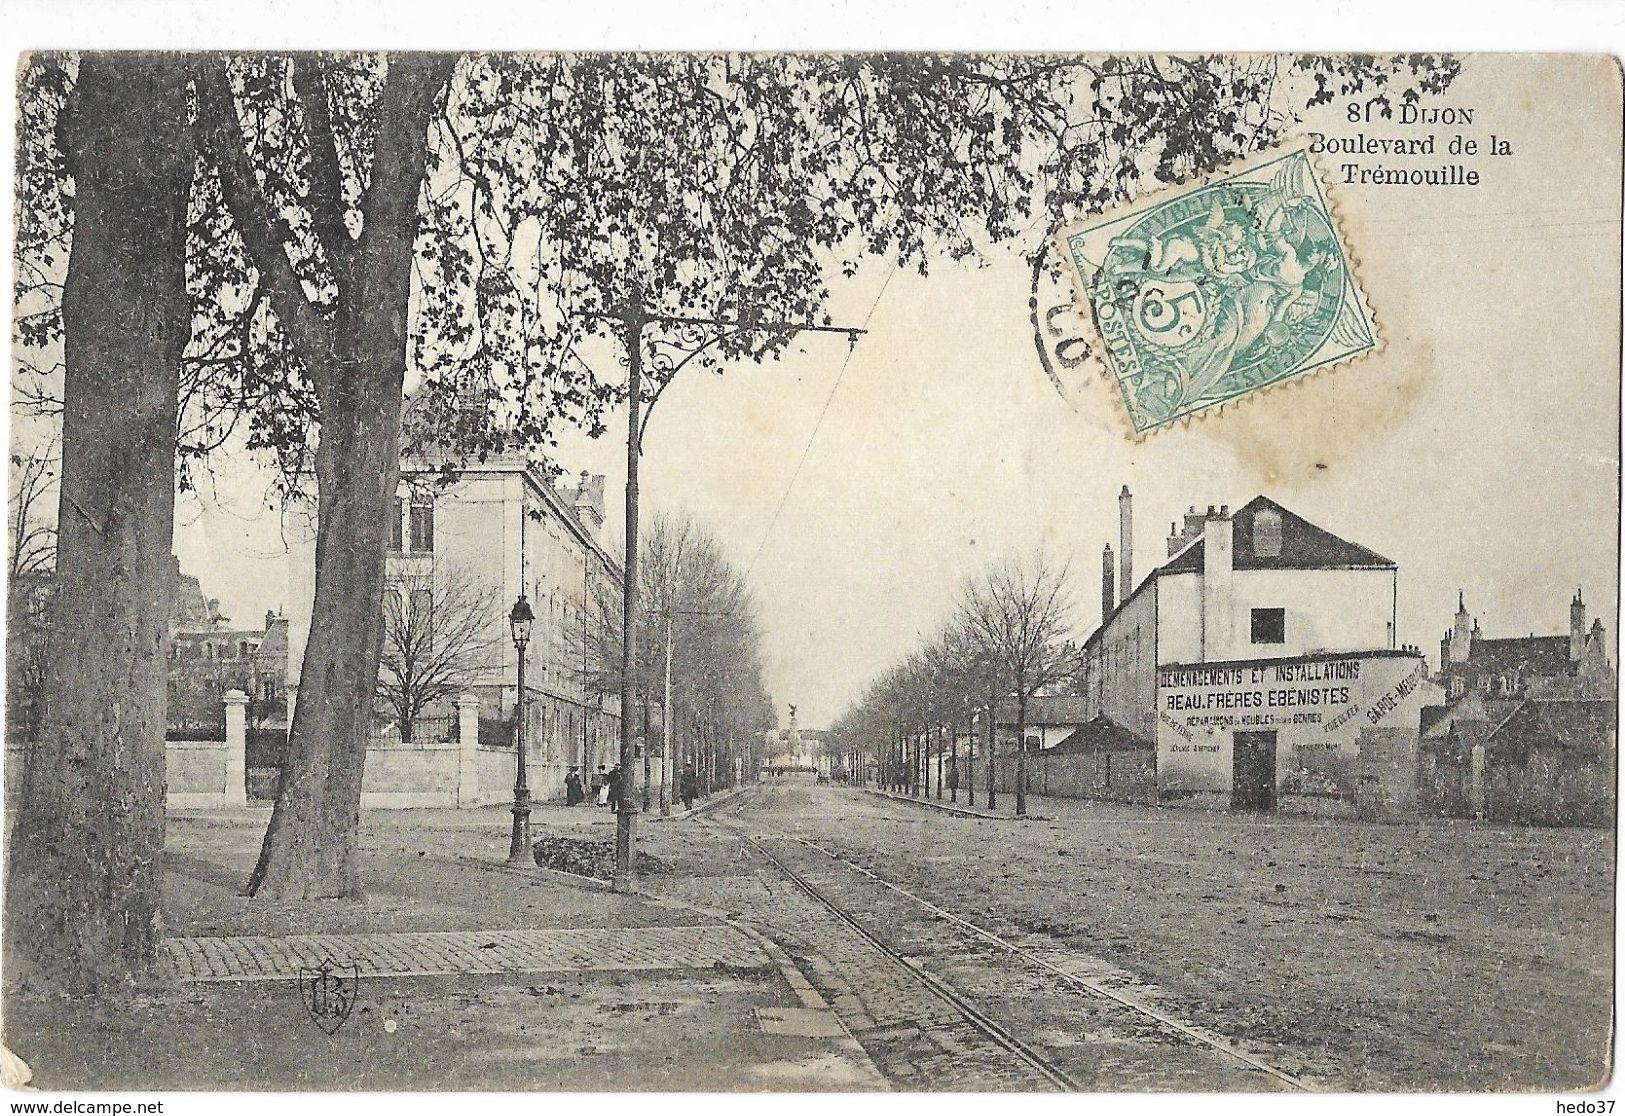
[1486,699,1617,763]
[1468,635,1575,679]
[1051,716,1146,753]
[1086,495,1395,651]
[1160,496,1396,574]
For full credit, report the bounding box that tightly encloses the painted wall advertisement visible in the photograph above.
[1155,652,1428,793]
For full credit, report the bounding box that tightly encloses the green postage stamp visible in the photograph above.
[1059,145,1378,437]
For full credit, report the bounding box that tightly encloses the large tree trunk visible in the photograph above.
[246,355,405,897]
[243,54,453,899]
[4,56,193,991]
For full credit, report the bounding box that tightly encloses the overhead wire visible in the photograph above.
[743,268,895,583]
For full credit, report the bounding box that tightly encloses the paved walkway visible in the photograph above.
[166,925,767,982]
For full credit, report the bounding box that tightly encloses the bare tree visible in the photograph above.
[564,508,772,802]
[9,434,57,581]
[956,552,1079,816]
[376,566,502,744]
[6,436,58,751]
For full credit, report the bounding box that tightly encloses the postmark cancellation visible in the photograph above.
[1058,145,1379,437]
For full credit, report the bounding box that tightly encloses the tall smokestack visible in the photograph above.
[1571,588,1585,663]
[1102,543,1116,619]
[1118,485,1133,600]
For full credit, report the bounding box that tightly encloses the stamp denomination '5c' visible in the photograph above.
[1059,145,1378,437]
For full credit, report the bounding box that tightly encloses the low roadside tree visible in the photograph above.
[376,565,503,744]
[955,552,1079,816]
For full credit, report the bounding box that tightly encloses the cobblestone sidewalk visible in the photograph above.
[165,925,767,982]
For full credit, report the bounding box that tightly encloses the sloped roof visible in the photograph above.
[1468,635,1575,679]
[1419,704,1452,736]
[257,617,289,657]
[1160,496,1396,574]
[1050,716,1149,753]
[1486,699,1617,764]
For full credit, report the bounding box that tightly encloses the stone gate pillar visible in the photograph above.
[456,693,482,807]
[222,689,249,806]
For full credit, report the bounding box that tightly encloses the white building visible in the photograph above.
[284,456,622,800]
[1080,493,1425,817]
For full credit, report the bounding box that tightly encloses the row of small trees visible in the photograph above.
[567,510,776,802]
[829,552,1080,816]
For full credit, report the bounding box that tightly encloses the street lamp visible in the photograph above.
[507,593,535,865]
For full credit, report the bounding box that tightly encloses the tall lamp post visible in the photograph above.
[506,593,535,865]
[579,291,865,894]
[661,611,674,816]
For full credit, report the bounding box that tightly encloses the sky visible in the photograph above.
[165,54,1621,730]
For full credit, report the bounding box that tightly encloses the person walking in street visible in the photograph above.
[680,764,698,811]
[606,764,624,811]
[592,764,608,806]
[565,767,584,806]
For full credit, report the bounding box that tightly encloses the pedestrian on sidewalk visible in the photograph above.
[606,764,623,811]
[592,765,608,806]
[680,764,698,810]
[565,767,584,806]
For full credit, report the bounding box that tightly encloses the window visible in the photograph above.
[1250,607,1286,644]
[409,501,434,553]
[1252,508,1282,558]
[409,588,433,628]
[390,497,404,552]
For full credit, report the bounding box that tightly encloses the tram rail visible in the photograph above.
[699,782,1309,1092]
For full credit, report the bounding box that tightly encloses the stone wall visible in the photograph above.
[7,692,644,813]
[6,688,249,811]
[993,748,1158,805]
[1355,726,1420,822]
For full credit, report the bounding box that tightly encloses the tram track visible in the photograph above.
[697,781,1309,1092]
[718,817,1082,1091]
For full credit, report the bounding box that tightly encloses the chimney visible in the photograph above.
[1118,485,1133,600]
[1200,505,1234,661]
[1101,544,1116,619]
[1570,588,1585,662]
[573,472,606,532]
[1168,505,1208,556]
[1447,591,1473,664]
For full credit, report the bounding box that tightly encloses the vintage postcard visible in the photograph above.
[2,47,1619,1103]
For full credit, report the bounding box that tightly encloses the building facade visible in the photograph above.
[166,556,289,745]
[1077,493,1425,817]
[1436,589,1613,701]
[284,456,623,801]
